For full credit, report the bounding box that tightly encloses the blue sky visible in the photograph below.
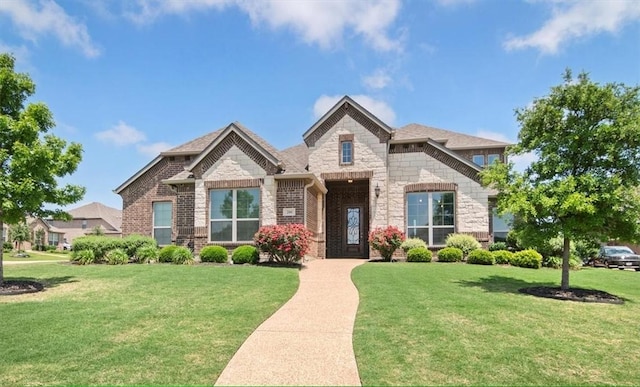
[1,0,639,210]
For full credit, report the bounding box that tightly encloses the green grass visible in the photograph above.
[0,263,299,386]
[352,263,640,386]
[3,251,68,261]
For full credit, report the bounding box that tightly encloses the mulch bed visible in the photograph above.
[0,280,44,296]
[519,286,623,304]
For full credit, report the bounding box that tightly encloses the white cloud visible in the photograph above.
[95,121,147,146]
[313,94,397,125]
[504,0,640,54]
[137,142,174,157]
[363,68,393,90]
[0,0,100,57]
[127,0,403,52]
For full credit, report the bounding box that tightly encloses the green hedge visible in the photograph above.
[511,249,543,269]
[158,245,179,263]
[445,234,481,257]
[232,245,259,264]
[401,238,428,254]
[437,247,463,262]
[72,235,157,260]
[467,249,495,265]
[492,250,514,265]
[406,247,432,262]
[200,245,229,263]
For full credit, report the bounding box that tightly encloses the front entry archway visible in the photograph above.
[325,180,369,258]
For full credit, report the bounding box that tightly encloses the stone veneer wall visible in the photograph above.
[307,114,388,228]
[388,152,492,245]
[120,156,191,239]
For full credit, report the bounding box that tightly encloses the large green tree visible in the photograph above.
[482,70,640,290]
[0,53,85,284]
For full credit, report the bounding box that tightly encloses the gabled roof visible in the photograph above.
[394,123,510,149]
[303,95,394,147]
[68,202,122,230]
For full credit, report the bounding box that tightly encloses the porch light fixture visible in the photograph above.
[375,183,381,198]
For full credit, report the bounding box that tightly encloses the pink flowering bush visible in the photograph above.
[368,225,406,261]
[254,224,312,264]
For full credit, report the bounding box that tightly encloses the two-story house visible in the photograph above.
[115,96,509,258]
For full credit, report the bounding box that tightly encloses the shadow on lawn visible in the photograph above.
[10,276,77,289]
[455,275,556,295]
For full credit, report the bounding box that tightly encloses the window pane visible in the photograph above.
[407,193,429,227]
[347,208,360,245]
[341,141,352,164]
[154,228,172,245]
[237,189,260,218]
[433,227,454,245]
[472,155,484,166]
[407,227,429,243]
[492,209,513,232]
[153,202,172,227]
[432,193,454,226]
[211,221,232,241]
[487,154,500,165]
[237,220,260,241]
[210,190,233,220]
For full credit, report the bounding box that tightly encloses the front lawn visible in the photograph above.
[0,263,299,386]
[352,263,640,386]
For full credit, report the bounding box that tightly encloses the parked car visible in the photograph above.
[62,242,72,251]
[595,246,640,271]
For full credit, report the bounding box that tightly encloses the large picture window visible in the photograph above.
[153,201,172,245]
[492,209,513,242]
[210,188,260,242]
[48,232,60,247]
[407,192,455,246]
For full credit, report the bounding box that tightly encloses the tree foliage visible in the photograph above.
[481,69,640,289]
[0,53,85,283]
[9,222,30,252]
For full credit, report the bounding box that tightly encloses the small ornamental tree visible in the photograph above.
[254,224,311,264]
[0,53,84,284]
[9,222,30,252]
[368,225,405,261]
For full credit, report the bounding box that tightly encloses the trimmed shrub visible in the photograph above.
[3,241,12,252]
[172,246,194,265]
[445,234,481,257]
[575,239,600,262]
[401,238,427,254]
[200,245,229,263]
[488,242,508,252]
[437,247,463,262]
[105,248,129,265]
[544,255,583,270]
[467,249,495,265]
[505,230,522,251]
[368,225,406,261]
[511,249,543,269]
[158,245,179,263]
[121,235,158,257]
[406,247,432,262]
[232,245,260,264]
[254,224,312,264]
[135,245,158,263]
[71,250,95,265]
[492,250,514,265]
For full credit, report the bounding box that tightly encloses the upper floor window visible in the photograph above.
[210,188,260,242]
[472,154,485,166]
[487,154,500,165]
[153,201,172,245]
[407,192,455,246]
[339,134,354,165]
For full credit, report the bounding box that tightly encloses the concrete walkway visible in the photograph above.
[215,259,366,386]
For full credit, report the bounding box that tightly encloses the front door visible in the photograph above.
[343,205,364,257]
[325,180,369,258]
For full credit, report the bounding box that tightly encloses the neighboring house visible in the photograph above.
[115,96,510,258]
[27,217,66,250]
[47,202,123,246]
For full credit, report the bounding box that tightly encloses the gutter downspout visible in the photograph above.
[303,179,314,228]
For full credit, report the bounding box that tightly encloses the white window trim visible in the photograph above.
[152,201,172,246]
[210,188,260,243]
[406,191,455,247]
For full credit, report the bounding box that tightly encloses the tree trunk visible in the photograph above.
[561,236,571,290]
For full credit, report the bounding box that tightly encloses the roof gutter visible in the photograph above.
[274,173,327,194]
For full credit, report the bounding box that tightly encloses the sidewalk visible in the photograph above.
[215,258,366,386]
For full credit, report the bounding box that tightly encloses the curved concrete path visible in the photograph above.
[215,259,366,386]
